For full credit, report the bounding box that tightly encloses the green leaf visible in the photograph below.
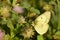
[37,35,44,40]
[5,34,10,40]
[55,31,60,36]
[7,20,14,31]
[13,37,19,40]
[7,20,15,39]
[30,7,40,14]
[11,12,18,21]
[12,0,17,6]
[21,1,31,10]
[6,0,11,4]
[57,1,60,30]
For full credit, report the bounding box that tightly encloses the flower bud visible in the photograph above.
[13,6,24,13]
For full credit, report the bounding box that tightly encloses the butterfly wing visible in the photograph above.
[34,23,49,35]
[33,11,51,35]
[35,11,51,24]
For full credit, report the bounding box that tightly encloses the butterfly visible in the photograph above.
[32,11,51,35]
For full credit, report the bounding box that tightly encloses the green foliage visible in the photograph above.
[37,35,44,40]
[30,7,40,14]
[0,0,60,40]
[55,31,60,36]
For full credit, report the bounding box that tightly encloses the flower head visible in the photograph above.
[13,6,24,13]
[0,7,10,17]
[0,7,10,20]
[21,27,34,38]
[18,16,26,24]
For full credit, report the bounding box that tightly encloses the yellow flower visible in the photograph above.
[20,27,34,38]
[0,7,10,18]
[18,16,26,24]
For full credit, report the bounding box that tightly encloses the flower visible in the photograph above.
[0,7,10,17]
[13,6,24,13]
[0,29,5,40]
[18,16,26,24]
[20,27,34,38]
[0,7,10,20]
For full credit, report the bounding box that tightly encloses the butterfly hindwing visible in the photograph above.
[35,23,49,35]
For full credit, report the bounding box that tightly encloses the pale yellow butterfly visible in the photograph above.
[32,11,51,35]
